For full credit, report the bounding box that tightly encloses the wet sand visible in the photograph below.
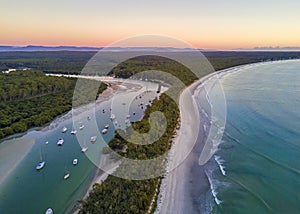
[0,137,35,185]
[155,80,209,214]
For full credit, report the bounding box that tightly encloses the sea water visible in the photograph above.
[198,60,300,213]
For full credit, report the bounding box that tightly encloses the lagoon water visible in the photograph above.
[0,80,161,214]
[201,60,300,213]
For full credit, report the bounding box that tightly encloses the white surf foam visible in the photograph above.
[214,155,226,176]
[205,169,223,205]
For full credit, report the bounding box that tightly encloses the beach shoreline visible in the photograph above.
[155,59,300,214]
[155,78,210,214]
[154,66,241,213]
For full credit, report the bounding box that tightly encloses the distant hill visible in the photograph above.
[0,45,102,52]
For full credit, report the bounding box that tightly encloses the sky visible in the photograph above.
[1,0,300,49]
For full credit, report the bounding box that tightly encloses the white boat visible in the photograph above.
[126,114,131,118]
[64,165,70,179]
[45,141,49,145]
[45,208,53,214]
[36,148,45,170]
[79,124,85,130]
[61,127,67,133]
[81,147,88,153]
[90,136,97,142]
[105,124,109,129]
[36,161,45,170]
[70,130,77,135]
[57,138,64,146]
[102,128,108,134]
[110,114,116,120]
[73,159,78,165]
[64,173,70,180]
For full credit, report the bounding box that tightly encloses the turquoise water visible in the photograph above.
[0,81,160,214]
[201,60,300,213]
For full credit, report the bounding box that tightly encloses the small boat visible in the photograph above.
[45,141,49,145]
[90,136,97,142]
[61,127,67,133]
[81,147,88,153]
[64,173,70,180]
[87,116,91,120]
[45,208,53,214]
[126,114,131,119]
[64,166,70,180]
[73,159,78,165]
[79,124,85,130]
[102,109,106,113]
[36,148,45,170]
[104,124,109,129]
[110,114,116,120]
[70,130,77,135]
[102,128,108,134]
[57,138,64,146]
[36,161,45,170]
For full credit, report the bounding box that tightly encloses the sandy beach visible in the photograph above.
[155,68,231,214]
[154,79,208,214]
[155,62,283,214]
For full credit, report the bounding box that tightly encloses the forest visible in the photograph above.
[79,93,179,214]
[1,51,300,74]
[0,70,107,139]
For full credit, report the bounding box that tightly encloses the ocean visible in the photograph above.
[197,60,300,213]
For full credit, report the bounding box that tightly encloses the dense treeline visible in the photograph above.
[0,70,75,102]
[79,93,179,214]
[0,70,107,139]
[110,55,198,86]
[1,51,300,74]
[0,51,94,73]
[0,90,74,138]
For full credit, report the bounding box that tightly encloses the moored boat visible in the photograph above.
[79,124,85,130]
[81,147,88,153]
[36,161,45,170]
[61,127,67,133]
[90,136,97,142]
[57,138,64,146]
[64,173,70,180]
[73,159,78,165]
[45,208,53,214]
[110,114,116,120]
[70,129,77,135]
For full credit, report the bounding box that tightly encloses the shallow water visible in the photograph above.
[0,80,161,214]
[198,60,300,213]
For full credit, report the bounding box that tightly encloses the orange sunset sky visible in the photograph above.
[1,0,300,50]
